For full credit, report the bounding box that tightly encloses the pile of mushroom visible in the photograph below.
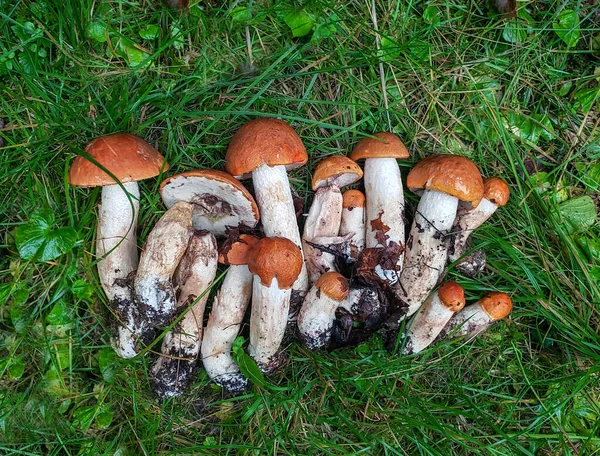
[71,121,514,399]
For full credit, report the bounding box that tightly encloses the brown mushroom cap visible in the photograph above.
[342,189,366,209]
[225,118,308,179]
[314,272,349,301]
[311,156,363,190]
[480,292,513,320]
[484,177,510,207]
[69,133,169,187]
[350,132,410,161]
[406,154,484,207]
[247,237,303,289]
[218,234,260,265]
[438,281,466,312]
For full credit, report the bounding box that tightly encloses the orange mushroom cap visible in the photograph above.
[350,132,410,161]
[225,118,308,179]
[69,133,169,187]
[483,177,510,207]
[480,292,513,320]
[311,156,363,191]
[437,281,466,312]
[218,234,260,265]
[247,237,303,289]
[342,189,366,209]
[314,272,349,301]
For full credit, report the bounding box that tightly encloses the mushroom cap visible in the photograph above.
[247,237,303,289]
[480,292,513,320]
[406,154,484,207]
[311,156,363,190]
[314,272,349,301]
[160,170,259,236]
[437,281,466,312]
[484,177,510,207]
[225,118,308,179]
[342,189,366,209]
[350,132,410,161]
[218,234,260,265]
[69,133,169,187]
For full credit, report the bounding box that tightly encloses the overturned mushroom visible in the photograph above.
[68,133,169,358]
[395,155,484,318]
[150,230,218,399]
[401,282,465,354]
[448,177,510,267]
[436,292,513,340]
[226,118,309,298]
[298,272,349,349]
[247,237,303,373]
[339,189,366,262]
[350,133,410,285]
[134,201,193,333]
[303,155,363,284]
[202,234,259,394]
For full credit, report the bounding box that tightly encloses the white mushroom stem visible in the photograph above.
[364,158,405,283]
[302,186,343,284]
[134,201,193,328]
[449,198,498,263]
[437,301,499,340]
[248,277,291,373]
[252,164,309,295]
[202,264,253,394]
[339,203,365,261]
[297,286,340,349]
[403,292,458,355]
[338,287,367,314]
[149,231,217,399]
[397,190,458,317]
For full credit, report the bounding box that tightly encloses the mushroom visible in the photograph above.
[134,201,193,333]
[149,230,218,399]
[339,189,366,262]
[436,292,513,340]
[225,118,309,298]
[302,155,363,284]
[68,133,169,358]
[160,170,260,236]
[350,132,410,285]
[246,237,303,373]
[401,281,465,354]
[396,154,484,318]
[297,272,349,349]
[202,234,259,394]
[448,177,510,264]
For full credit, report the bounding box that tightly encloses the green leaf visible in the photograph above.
[117,37,150,67]
[553,9,580,48]
[96,408,113,429]
[236,351,265,388]
[8,357,25,380]
[423,6,440,26]
[10,301,29,335]
[58,399,71,414]
[139,24,159,40]
[231,6,249,23]
[576,236,600,262]
[71,280,94,300]
[574,88,599,115]
[170,22,185,51]
[409,39,431,62]
[503,20,528,44]
[15,210,77,262]
[98,348,117,383]
[72,405,97,432]
[557,196,597,235]
[379,36,400,61]
[284,9,315,37]
[46,301,72,325]
[86,22,108,43]
[531,114,556,141]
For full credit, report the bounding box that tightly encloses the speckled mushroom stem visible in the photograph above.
[202,264,253,394]
[449,198,497,263]
[339,191,366,261]
[395,190,458,317]
[149,231,218,399]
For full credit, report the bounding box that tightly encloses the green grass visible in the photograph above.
[1,0,600,454]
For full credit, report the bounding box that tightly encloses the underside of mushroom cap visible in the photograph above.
[160,170,259,236]
[247,237,303,289]
[218,234,260,265]
[406,154,484,207]
[69,133,169,187]
[311,156,363,190]
[479,292,513,320]
[350,132,410,161]
[483,177,510,206]
[225,118,308,179]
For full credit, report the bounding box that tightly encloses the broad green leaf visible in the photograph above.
[423,6,440,26]
[574,162,600,190]
[284,10,315,37]
[98,348,117,383]
[10,300,29,335]
[58,399,71,414]
[531,114,556,141]
[71,280,94,300]
[591,266,600,283]
[236,351,265,388]
[86,22,108,43]
[72,405,97,432]
[51,342,71,371]
[553,10,580,48]
[230,6,249,23]
[15,210,77,262]
[46,301,72,325]
[117,37,150,67]
[576,236,600,261]
[574,88,599,115]
[557,196,597,234]
[379,36,400,61]
[170,23,185,50]
[8,357,25,380]
[503,20,528,44]
[96,408,113,429]
[139,25,159,40]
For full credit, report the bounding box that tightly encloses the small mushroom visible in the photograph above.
[350,133,410,285]
[68,133,169,358]
[202,234,259,394]
[134,201,193,333]
[396,155,484,318]
[246,237,303,373]
[436,292,513,340]
[160,170,259,236]
[302,156,363,284]
[339,189,366,262]
[402,282,465,354]
[226,118,309,297]
[298,272,349,349]
[149,230,218,399]
[448,177,510,264]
